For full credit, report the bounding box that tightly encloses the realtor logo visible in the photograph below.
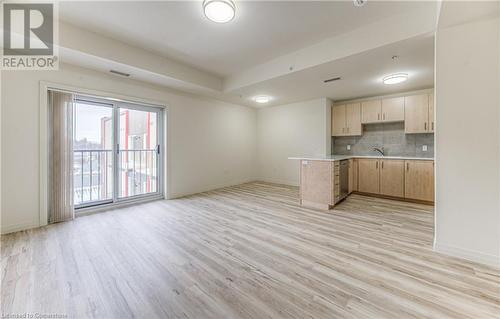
[1,1,58,70]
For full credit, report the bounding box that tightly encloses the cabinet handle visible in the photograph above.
[383,113,385,120]
[376,161,378,169]
[406,162,409,171]
[381,161,384,169]
[378,113,380,120]
[432,122,434,131]
[424,122,427,131]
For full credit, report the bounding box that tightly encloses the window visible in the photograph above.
[73,96,163,209]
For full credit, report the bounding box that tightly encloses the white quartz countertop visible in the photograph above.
[288,155,434,161]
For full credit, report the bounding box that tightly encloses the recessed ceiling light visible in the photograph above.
[254,95,271,104]
[203,0,235,23]
[383,73,408,85]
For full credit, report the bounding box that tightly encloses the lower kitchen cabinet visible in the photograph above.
[357,158,433,202]
[348,159,358,193]
[405,160,435,202]
[358,159,380,194]
[379,160,404,197]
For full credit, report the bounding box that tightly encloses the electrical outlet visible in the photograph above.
[422,145,428,152]
[347,145,351,150]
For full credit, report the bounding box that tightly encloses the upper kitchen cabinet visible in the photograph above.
[405,93,433,134]
[362,97,404,124]
[332,104,346,136]
[428,93,435,133]
[332,103,361,136]
[381,97,405,122]
[361,100,381,123]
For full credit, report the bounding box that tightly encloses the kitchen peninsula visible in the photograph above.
[289,155,434,210]
[289,89,436,210]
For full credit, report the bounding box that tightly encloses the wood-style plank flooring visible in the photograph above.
[1,182,499,318]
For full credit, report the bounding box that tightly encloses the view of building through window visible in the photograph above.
[73,100,159,206]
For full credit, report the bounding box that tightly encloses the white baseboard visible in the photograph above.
[434,242,500,268]
[1,221,40,235]
[257,177,299,187]
[168,177,258,199]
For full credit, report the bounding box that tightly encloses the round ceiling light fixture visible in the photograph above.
[353,0,367,7]
[203,0,236,23]
[253,95,271,104]
[383,73,408,85]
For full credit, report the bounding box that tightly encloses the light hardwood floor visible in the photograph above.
[1,182,499,318]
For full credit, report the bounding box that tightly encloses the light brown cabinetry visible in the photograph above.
[348,159,358,193]
[428,93,435,133]
[358,159,380,194]
[332,103,361,136]
[379,160,404,197]
[361,100,382,123]
[345,103,362,135]
[357,158,431,201]
[361,97,404,124]
[405,160,434,202]
[381,97,405,122]
[332,105,346,136]
[405,94,434,134]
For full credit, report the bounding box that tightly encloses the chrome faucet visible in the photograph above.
[373,147,384,156]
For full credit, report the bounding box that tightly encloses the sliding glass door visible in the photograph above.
[117,106,160,198]
[73,100,114,206]
[73,96,163,208]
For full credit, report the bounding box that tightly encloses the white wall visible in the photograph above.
[1,63,257,234]
[435,16,500,267]
[256,98,331,186]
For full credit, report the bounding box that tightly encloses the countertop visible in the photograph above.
[288,155,434,161]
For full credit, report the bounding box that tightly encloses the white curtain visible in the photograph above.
[48,90,75,223]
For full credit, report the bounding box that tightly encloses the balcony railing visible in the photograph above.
[73,149,158,206]
[74,150,113,205]
[118,149,158,198]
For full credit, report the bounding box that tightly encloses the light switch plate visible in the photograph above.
[422,145,428,151]
[347,145,351,150]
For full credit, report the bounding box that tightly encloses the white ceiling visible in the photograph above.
[232,34,435,107]
[59,1,436,77]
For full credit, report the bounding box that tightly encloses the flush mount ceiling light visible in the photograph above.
[383,73,408,85]
[353,0,367,7]
[203,0,235,23]
[253,95,271,104]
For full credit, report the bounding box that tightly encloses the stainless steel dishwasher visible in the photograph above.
[339,160,349,201]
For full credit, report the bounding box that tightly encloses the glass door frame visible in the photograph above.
[114,101,164,203]
[74,94,164,209]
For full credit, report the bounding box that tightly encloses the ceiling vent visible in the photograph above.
[110,70,130,77]
[323,77,341,83]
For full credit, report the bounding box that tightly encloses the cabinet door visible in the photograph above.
[300,160,333,205]
[379,160,404,197]
[357,159,380,194]
[405,94,429,133]
[428,93,435,133]
[382,97,404,122]
[361,100,382,123]
[404,160,435,202]
[345,103,362,136]
[348,159,358,193]
[332,105,346,136]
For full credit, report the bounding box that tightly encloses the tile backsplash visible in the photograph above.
[332,122,434,158]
